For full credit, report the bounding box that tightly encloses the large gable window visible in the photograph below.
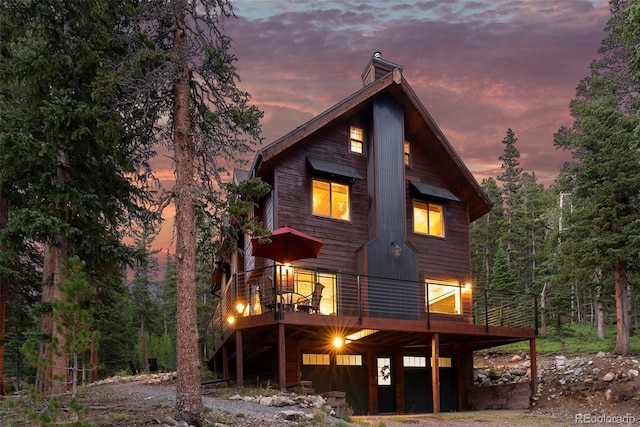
[312,179,350,220]
[413,201,444,237]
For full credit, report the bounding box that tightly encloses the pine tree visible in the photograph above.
[0,0,158,392]
[510,172,552,294]
[131,234,161,371]
[553,0,640,354]
[490,245,519,297]
[51,256,99,396]
[120,2,264,422]
[497,129,523,265]
[470,178,504,290]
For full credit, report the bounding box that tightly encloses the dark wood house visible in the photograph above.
[210,53,537,415]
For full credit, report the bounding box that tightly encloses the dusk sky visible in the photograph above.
[154,0,612,252]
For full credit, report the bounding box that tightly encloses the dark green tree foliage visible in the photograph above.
[490,245,518,299]
[497,128,523,266]
[93,274,137,377]
[159,253,177,338]
[0,0,158,391]
[0,241,41,391]
[498,129,523,200]
[51,256,99,396]
[154,253,177,370]
[119,1,264,422]
[553,0,640,355]
[1,0,155,252]
[131,234,161,370]
[470,178,503,290]
[510,172,552,294]
[620,0,640,157]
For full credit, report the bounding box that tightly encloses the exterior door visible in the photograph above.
[376,356,395,413]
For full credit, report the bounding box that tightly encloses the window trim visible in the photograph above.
[413,200,445,237]
[336,354,363,366]
[404,141,411,166]
[425,279,461,316]
[349,125,364,154]
[302,353,330,365]
[311,177,351,221]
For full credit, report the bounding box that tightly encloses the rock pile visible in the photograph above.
[228,391,333,421]
[229,392,325,409]
[535,352,640,405]
[474,351,640,406]
[474,353,532,386]
[89,371,177,387]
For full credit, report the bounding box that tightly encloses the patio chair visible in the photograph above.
[297,282,324,314]
[258,277,276,312]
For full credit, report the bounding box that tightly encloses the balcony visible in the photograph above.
[212,265,538,348]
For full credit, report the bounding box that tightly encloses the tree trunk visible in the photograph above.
[597,301,605,339]
[613,262,630,355]
[0,192,8,395]
[172,4,203,425]
[596,284,605,340]
[48,149,71,396]
[540,283,546,336]
[140,315,147,371]
[47,240,70,396]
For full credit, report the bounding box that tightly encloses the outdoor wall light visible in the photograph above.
[464,283,472,291]
[332,336,344,349]
[235,301,246,314]
[390,241,402,257]
[226,315,236,325]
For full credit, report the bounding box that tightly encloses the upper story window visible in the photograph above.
[413,200,444,237]
[404,141,411,166]
[350,126,364,154]
[312,179,350,221]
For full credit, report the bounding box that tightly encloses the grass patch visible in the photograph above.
[483,324,640,355]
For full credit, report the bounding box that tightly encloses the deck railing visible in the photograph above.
[213,266,538,346]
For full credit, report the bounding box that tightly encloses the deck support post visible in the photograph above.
[235,330,243,388]
[222,345,229,379]
[278,324,286,391]
[431,333,440,414]
[529,338,537,404]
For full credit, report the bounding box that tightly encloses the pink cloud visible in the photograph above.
[224,0,609,187]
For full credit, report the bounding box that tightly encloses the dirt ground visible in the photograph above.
[3,352,640,426]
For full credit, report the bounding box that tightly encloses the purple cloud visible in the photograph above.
[225,0,610,185]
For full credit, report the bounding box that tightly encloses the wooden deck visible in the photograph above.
[213,265,537,355]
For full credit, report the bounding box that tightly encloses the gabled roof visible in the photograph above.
[251,65,491,221]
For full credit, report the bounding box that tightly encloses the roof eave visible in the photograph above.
[258,70,401,167]
[397,76,492,221]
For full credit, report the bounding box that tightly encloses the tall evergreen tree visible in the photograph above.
[470,178,504,290]
[0,0,157,392]
[120,2,264,422]
[489,245,519,303]
[131,234,161,370]
[510,172,551,293]
[554,0,640,355]
[497,129,523,265]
